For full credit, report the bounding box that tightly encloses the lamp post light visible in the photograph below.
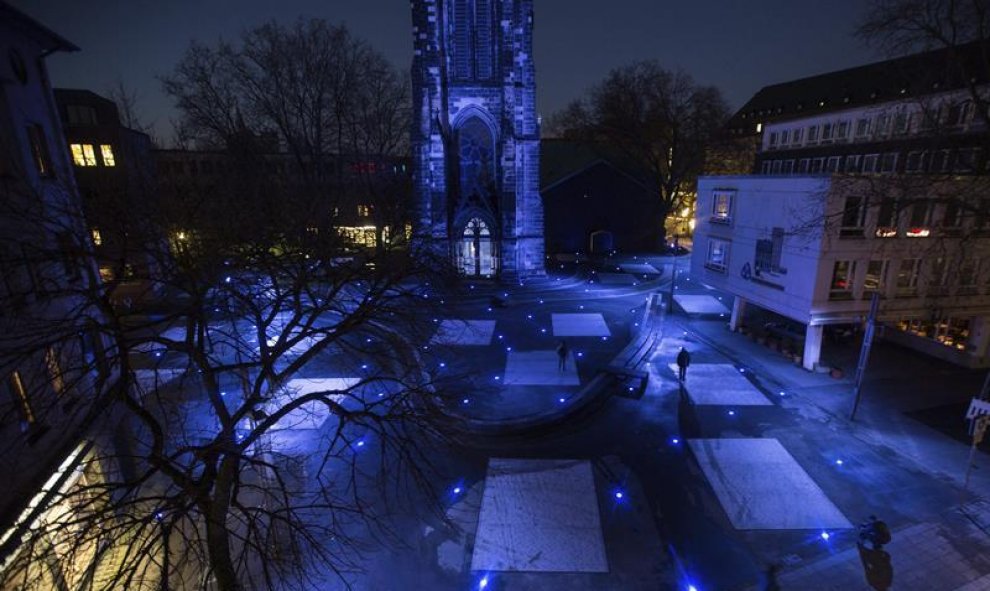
[155,511,170,591]
[668,235,679,313]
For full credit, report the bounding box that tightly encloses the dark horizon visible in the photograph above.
[11,0,880,144]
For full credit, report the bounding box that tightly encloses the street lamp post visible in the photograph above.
[155,512,170,591]
[667,235,679,313]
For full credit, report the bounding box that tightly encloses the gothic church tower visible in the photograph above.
[411,0,545,279]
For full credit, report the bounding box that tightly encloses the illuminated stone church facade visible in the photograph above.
[411,0,545,279]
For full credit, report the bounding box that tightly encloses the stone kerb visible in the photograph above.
[450,291,665,438]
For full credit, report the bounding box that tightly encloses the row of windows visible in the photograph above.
[828,256,985,301]
[70,143,115,168]
[760,148,983,176]
[839,195,974,239]
[765,101,980,150]
[703,238,985,302]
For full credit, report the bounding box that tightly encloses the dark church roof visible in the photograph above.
[540,139,650,191]
[726,41,990,135]
[1,2,79,53]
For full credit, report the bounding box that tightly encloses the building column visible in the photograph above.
[729,297,747,332]
[803,324,824,371]
[967,316,990,361]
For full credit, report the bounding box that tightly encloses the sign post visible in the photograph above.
[667,235,679,314]
[849,292,880,421]
[962,412,989,504]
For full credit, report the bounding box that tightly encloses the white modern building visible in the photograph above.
[694,42,990,370]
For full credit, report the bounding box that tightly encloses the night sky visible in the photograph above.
[14,0,879,143]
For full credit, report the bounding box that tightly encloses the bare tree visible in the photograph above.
[0,20,456,591]
[549,61,730,246]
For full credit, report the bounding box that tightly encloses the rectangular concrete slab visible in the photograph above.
[504,351,580,386]
[552,313,611,337]
[471,458,608,573]
[674,294,731,315]
[619,263,660,275]
[689,438,852,530]
[667,363,772,406]
[431,320,497,346]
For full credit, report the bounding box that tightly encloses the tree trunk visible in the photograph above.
[205,455,241,591]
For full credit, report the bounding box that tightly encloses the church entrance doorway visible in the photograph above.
[456,217,497,277]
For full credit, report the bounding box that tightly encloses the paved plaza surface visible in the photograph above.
[136,253,990,590]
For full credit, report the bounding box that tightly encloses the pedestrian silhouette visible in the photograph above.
[676,347,691,381]
[762,563,781,591]
[857,542,893,590]
[556,340,569,371]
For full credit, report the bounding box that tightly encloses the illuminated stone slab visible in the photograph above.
[689,438,852,530]
[471,458,608,573]
[673,294,730,315]
[431,320,497,346]
[503,351,579,386]
[269,377,359,430]
[667,363,772,406]
[596,272,636,285]
[552,313,611,337]
[619,263,660,275]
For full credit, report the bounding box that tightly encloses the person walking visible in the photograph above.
[556,340,569,371]
[676,347,691,381]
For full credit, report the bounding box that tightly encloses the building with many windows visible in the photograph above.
[692,43,990,370]
[0,4,121,588]
[53,88,161,306]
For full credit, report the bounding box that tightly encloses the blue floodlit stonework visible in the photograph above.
[411,0,545,280]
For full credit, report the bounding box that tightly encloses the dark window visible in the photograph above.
[841,196,867,232]
[26,124,53,177]
[451,0,495,81]
[66,105,98,126]
[457,117,495,199]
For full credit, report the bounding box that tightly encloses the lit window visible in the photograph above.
[100,144,115,167]
[829,260,856,299]
[70,143,97,167]
[45,347,65,396]
[705,238,730,273]
[8,371,34,424]
[357,204,372,217]
[91,228,102,246]
[863,260,888,294]
[875,198,898,237]
[906,201,932,237]
[711,190,734,223]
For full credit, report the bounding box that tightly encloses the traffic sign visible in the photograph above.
[966,398,990,419]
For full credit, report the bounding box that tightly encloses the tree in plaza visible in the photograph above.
[549,61,730,246]
[0,20,454,591]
